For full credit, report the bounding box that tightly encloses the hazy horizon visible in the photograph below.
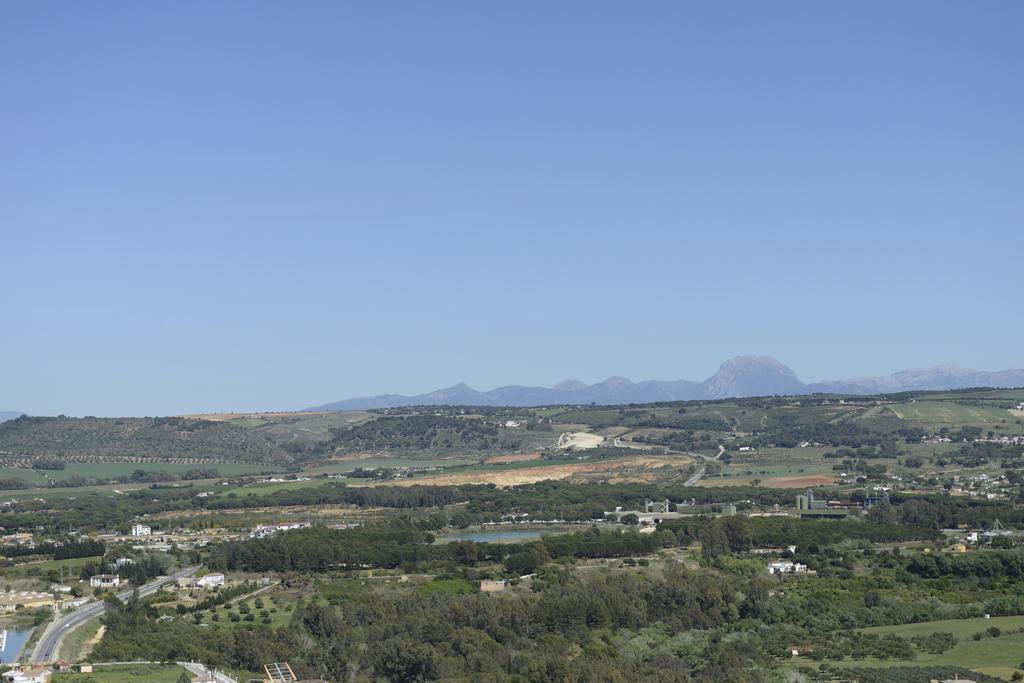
[5,355,1024,417]
[3,2,1023,416]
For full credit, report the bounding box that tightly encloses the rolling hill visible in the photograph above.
[0,415,292,465]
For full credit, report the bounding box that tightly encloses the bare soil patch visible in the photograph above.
[557,431,605,450]
[484,452,542,464]
[367,455,693,488]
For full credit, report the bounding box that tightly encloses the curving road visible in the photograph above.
[29,566,199,664]
[682,445,725,486]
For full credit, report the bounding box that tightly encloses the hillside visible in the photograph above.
[0,415,292,465]
[0,411,23,423]
[308,356,1024,410]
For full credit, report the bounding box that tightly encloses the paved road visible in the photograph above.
[29,566,199,664]
[682,445,725,487]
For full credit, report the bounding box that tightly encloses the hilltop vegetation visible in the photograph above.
[0,415,291,465]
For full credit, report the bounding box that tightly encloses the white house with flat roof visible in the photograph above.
[131,524,152,536]
[767,561,807,575]
[89,574,120,589]
[196,573,224,588]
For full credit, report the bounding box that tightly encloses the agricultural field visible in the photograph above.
[3,555,104,579]
[0,461,271,486]
[369,453,696,488]
[305,454,478,474]
[1,388,1021,502]
[0,416,290,464]
[888,400,1019,427]
[839,615,1024,680]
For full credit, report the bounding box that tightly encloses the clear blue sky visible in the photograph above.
[2,2,1022,416]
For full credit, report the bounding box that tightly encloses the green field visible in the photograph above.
[1,555,104,579]
[839,615,1024,680]
[889,401,1017,427]
[705,447,839,481]
[54,664,189,683]
[226,478,341,496]
[707,461,835,481]
[0,461,274,486]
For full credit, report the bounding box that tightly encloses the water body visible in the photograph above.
[0,626,35,664]
[438,529,550,544]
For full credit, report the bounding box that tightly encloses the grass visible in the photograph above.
[223,478,340,497]
[0,462,283,501]
[416,577,475,597]
[707,447,838,480]
[228,417,272,428]
[889,400,1017,427]
[57,617,102,663]
[192,589,296,629]
[0,461,272,484]
[53,664,190,683]
[841,615,1024,680]
[1,555,103,579]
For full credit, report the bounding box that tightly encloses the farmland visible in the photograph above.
[888,400,1018,426]
[837,616,1024,679]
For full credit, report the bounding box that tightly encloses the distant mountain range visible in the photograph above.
[0,411,24,423]
[306,356,1024,411]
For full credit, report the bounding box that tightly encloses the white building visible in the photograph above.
[767,561,807,575]
[59,596,91,610]
[130,524,152,536]
[1,666,51,683]
[251,522,307,539]
[89,574,120,589]
[196,573,225,588]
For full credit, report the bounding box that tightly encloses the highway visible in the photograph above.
[682,445,725,487]
[29,566,199,664]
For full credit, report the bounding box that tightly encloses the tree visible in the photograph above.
[721,516,753,553]
[700,521,730,560]
[374,637,438,682]
[505,550,543,576]
[992,536,1013,549]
